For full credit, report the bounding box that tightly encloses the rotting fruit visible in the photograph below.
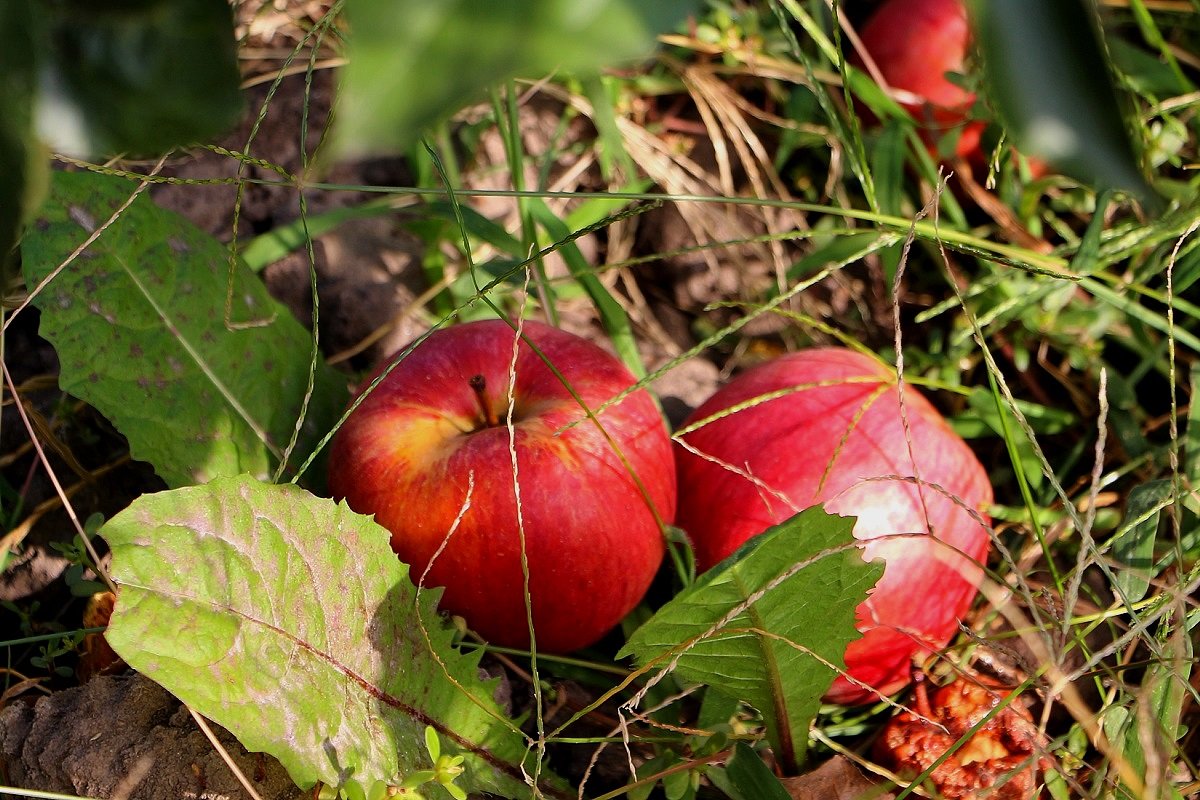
[874,672,1051,798]
[674,347,993,704]
[329,319,676,653]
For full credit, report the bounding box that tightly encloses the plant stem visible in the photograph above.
[469,374,498,428]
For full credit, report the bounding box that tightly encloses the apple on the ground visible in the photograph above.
[329,319,676,654]
[856,0,984,160]
[674,347,993,704]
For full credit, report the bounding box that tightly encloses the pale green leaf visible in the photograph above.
[102,475,543,799]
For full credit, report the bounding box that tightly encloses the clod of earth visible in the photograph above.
[0,673,303,800]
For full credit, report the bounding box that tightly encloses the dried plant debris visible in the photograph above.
[781,755,895,800]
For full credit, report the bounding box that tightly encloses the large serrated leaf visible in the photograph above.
[102,475,544,799]
[619,507,882,773]
[22,170,348,489]
[336,0,700,155]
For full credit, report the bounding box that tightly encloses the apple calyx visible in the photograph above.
[468,373,501,429]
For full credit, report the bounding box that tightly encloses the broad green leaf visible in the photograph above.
[22,170,348,489]
[968,0,1153,200]
[619,507,881,773]
[336,0,700,155]
[102,475,541,799]
[37,0,242,156]
[1113,479,1172,603]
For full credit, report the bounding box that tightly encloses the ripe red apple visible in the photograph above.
[328,319,676,653]
[674,348,992,704]
[856,0,985,160]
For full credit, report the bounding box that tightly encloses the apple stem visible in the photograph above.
[469,374,499,428]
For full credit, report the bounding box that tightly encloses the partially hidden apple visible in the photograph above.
[674,347,992,704]
[856,0,984,161]
[329,319,676,653]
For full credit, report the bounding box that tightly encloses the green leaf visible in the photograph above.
[38,0,242,156]
[769,232,895,302]
[619,507,881,773]
[1108,622,1192,800]
[239,199,401,273]
[529,198,645,377]
[719,742,792,800]
[0,0,45,286]
[22,170,348,489]
[870,120,907,219]
[1184,366,1200,490]
[424,200,526,258]
[102,475,541,800]
[581,75,636,181]
[1113,479,1172,603]
[966,389,1044,491]
[336,0,700,155]
[1109,39,1193,100]
[968,0,1154,201]
[950,390,1075,439]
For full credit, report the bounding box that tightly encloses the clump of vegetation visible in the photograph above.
[2,1,1198,799]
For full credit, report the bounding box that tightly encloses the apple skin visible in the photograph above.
[328,320,675,653]
[858,0,984,160]
[674,348,992,704]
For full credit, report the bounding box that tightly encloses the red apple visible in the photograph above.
[856,0,985,160]
[674,348,992,704]
[328,319,676,653]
